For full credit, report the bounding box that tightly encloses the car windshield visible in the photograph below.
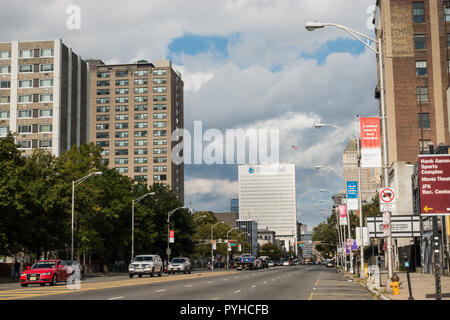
[171,258,186,263]
[134,256,153,262]
[31,261,57,269]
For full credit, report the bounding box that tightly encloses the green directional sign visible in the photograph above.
[230,243,237,247]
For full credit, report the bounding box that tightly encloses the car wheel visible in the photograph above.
[150,268,155,277]
[138,274,142,278]
[129,273,133,278]
[158,268,162,277]
[51,274,57,286]
[184,270,187,274]
[40,283,46,286]
[21,283,28,287]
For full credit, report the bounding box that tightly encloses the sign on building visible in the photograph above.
[367,215,421,238]
[346,181,358,210]
[360,117,381,168]
[418,155,450,216]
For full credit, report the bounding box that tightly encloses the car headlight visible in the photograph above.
[21,273,26,277]
[128,265,135,269]
[41,272,51,276]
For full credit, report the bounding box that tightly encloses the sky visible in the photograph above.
[0,0,379,230]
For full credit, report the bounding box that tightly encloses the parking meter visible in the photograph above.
[404,251,414,300]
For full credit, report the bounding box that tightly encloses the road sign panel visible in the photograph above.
[380,203,395,212]
[380,188,395,204]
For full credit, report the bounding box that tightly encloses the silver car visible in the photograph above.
[168,257,191,274]
[128,255,163,278]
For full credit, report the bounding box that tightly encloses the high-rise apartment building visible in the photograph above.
[87,59,184,202]
[0,39,88,155]
[376,0,450,166]
[238,163,297,254]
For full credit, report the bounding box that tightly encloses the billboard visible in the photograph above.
[360,117,381,168]
[418,155,450,216]
[367,215,421,238]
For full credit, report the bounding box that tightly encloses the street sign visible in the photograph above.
[367,215,421,238]
[169,230,174,243]
[418,155,450,216]
[346,181,359,210]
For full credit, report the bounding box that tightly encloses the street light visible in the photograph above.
[315,122,365,278]
[306,20,392,279]
[315,165,343,179]
[193,215,207,221]
[71,171,102,261]
[167,206,187,266]
[211,221,225,270]
[131,192,156,261]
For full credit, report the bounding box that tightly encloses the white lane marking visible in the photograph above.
[212,297,218,300]
[155,289,166,293]
[223,278,228,281]
[251,285,256,288]
[272,279,275,281]
[234,290,241,294]
[207,281,213,284]
[185,284,192,288]
[108,296,124,300]
[264,281,267,284]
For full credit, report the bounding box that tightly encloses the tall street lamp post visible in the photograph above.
[72,171,102,261]
[131,192,155,261]
[167,207,186,267]
[306,20,392,279]
[211,221,225,270]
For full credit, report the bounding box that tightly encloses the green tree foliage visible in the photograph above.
[259,243,283,260]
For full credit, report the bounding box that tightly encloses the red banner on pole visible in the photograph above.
[360,117,381,167]
[169,230,174,243]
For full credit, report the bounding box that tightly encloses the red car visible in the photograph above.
[20,260,69,287]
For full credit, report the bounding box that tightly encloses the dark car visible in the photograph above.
[275,260,283,266]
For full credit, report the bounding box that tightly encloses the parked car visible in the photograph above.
[326,260,336,268]
[267,260,275,267]
[168,257,191,274]
[128,255,163,278]
[282,260,290,266]
[20,260,69,287]
[294,260,301,265]
[275,260,283,266]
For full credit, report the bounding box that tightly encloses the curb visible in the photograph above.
[338,268,391,300]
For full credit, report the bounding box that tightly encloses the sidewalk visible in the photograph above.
[341,268,450,300]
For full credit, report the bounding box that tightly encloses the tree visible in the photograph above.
[259,243,283,260]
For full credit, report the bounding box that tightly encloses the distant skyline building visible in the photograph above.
[0,39,88,156]
[236,219,258,257]
[230,198,239,213]
[238,163,297,255]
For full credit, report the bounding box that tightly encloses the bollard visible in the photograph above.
[390,273,400,295]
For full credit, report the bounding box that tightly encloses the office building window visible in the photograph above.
[116,88,129,95]
[416,60,427,75]
[115,123,128,129]
[134,105,147,111]
[39,94,53,102]
[0,66,11,74]
[153,148,167,154]
[134,87,148,94]
[18,110,32,118]
[19,50,33,58]
[100,149,110,156]
[0,110,9,119]
[39,79,53,87]
[134,131,147,137]
[116,97,128,103]
[115,70,128,77]
[153,174,167,181]
[134,70,148,76]
[134,148,147,155]
[153,121,166,128]
[153,86,166,93]
[39,109,53,117]
[18,95,32,103]
[417,86,429,102]
[97,106,110,112]
[0,126,9,135]
[115,167,128,173]
[134,79,147,85]
[39,124,52,132]
[154,166,167,172]
[96,132,109,139]
[0,51,11,59]
[0,80,10,88]
[115,105,128,112]
[96,123,110,130]
[19,64,33,73]
[153,95,166,102]
[115,140,129,147]
[97,98,110,104]
[414,34,426,49]
[40,64,54,72]
[96,115,110,121]
[134,157,148,164]
[115,79,129,86]
[134,140,148,146]
[134,113,148,120]
[115,114,128,121]
[40,49,54,57]
[0,96,10,104]
[153,113,166,119]
[153,130,166,137]
[18,125,32,133]
[97,72,110,78]
[97,89,110,95]
[19,80,33,88]
[134,166,148,173]
[115,158,129,165]
[97,80,110,86]
[153,69,167,76]
[413,2,425,23]
[134,122,147,128]
[418,113,431,128]
[153,139,167,145]
[153,78,167,84]
[115,149,128,156]
[135,96,147,102]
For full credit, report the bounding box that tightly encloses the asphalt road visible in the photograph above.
[0,265,375,300]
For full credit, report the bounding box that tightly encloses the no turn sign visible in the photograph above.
[380,188,395,212]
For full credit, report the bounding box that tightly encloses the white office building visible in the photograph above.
[238,163,297,255]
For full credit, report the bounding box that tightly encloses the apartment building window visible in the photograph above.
[97,72,110,78]
[0,96,10,104]
[40,64,54,72]
[97,106,110,112]
[153,175,167,181]
[134,122,147,128]
[39,109,53,117]
[413,2,425,23]
[134,175,147,181]
[134,148,147,155]
[18,110,32,118]
[115,149,128,156]
[134,113,148,120]
[0,111,9,119]
[417,86,429,102]
[153,121,167,128]
[115,158,129,165]
[153,95,166,102]
[134,157,148,164]
[134,87,148,94]
[18,140,32,149]
[153,139,167,145]
[153,113,166,119]
[134,166,148,173]
[153,86,166,93]
[115,70,128,77]
[153,78,167,84]
[153,69,167,76]
[0,126,9,136]
[418,113,431,128]
[115,140,129,147]
[134,79,147,85]
[115,114,128,121]
[39,79,53,87]
[97,80,110,86]
[39,94,53,102]
[97,98,110,104]
[39,124,52,133]
[153,104,167,111]
[115,123,128,129]
[153,148,167,154]
[134,70,148,76]
[115,79,129,86]
[97,89,110,95]
[40,49,54,57]
[96,115,110,121]
[154,166,167,172]
[39,140,52,148]
[414,34,426,49]
[134,140,148,146]
[420,140,434,154]
[135,96,147,102]
[134,131,147,137]
[153,130,166,137]
[0,51,11,59]
[115,167,128,173]
[154,157,167,163]
[100,149,110,156]
[96,132,109,139]
[19,50,33,58]
[0,66,11,74]
[116,88,129,95]
[416,61,427,75]
[0,80,10,88]
[18,125,32,133]
[115,131,129,138]
[19,80,33,88]
[96,123,110,130]
[115,105,128,112]
[19,64,33,73]
[134,105,147,111]
[116,97,128,103]
[445,1,450,22]
[19,95,32,103]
